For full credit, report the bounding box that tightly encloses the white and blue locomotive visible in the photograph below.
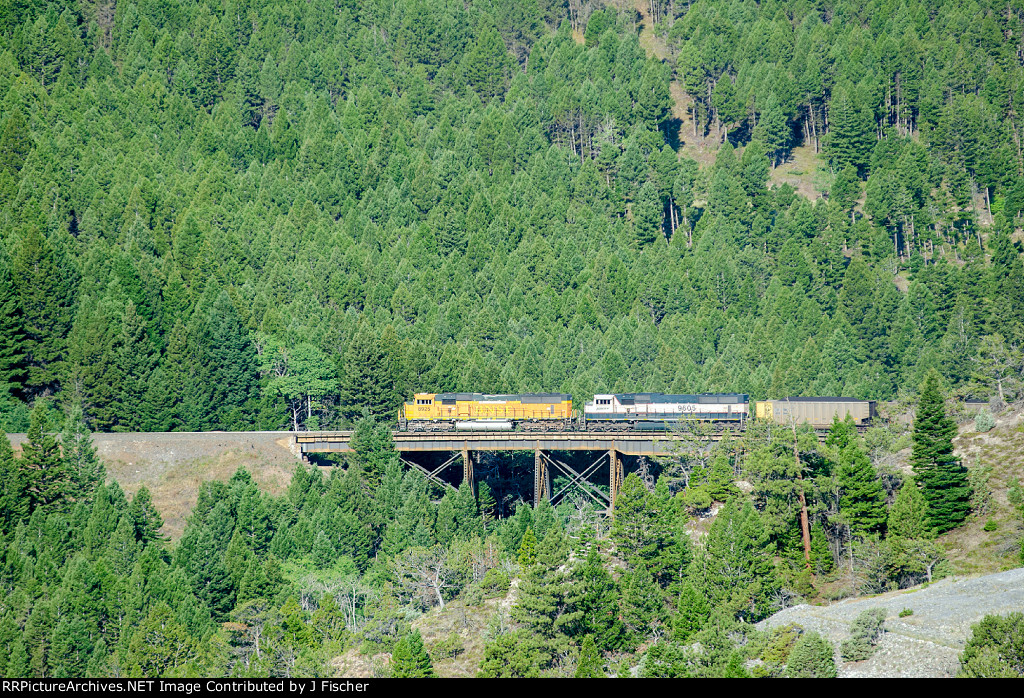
[583,393,749,430]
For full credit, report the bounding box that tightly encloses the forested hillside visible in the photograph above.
[1,0,1022,433]
[1,0,1024,680]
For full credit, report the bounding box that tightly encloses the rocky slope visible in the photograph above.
[758,567,1024,677]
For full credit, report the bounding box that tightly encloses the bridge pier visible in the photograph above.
[462,446,475,496]
[533,443,550,507]
[609,446,623,513]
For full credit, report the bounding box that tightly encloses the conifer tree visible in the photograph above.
[19,406,69,512]
[887,478,930,539]
[61,405,104,502]
[200,292,259,430]
[836,444,886,537]
[695,500,780,623]
[633,181,663,248]
[513,529,570,642]
[911,371,971,533]
[391,630,436,678]
[786,631,837,678]
[340,322,400,423]
[611,473,670,574]
[673,580,710,642]
[12,227,78,395]
[517,527,538,567]
[574,635,604,677]
[0,433,27,533]
[462,23,512,102]
[128,486,165,547]
[0,247,26,399]
[125,603,198,677]
[560,548,625,650]
[0,110,32,177]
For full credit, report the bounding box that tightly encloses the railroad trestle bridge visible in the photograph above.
[295,430,732,512]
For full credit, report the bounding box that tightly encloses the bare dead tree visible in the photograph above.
[391,545,459,610]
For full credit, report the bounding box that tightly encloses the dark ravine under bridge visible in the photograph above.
[296,429,738,512]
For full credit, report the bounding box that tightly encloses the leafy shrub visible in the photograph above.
[680,486,713,514]
[752,624,803,678]
[975,410,995,432]
[463,584,484,607]
[432,633,465,660]
[480,567,510,597]
[957,612,1024,677]
[898,608,913,618]
[786,631,837,678]
[840,608,887,662]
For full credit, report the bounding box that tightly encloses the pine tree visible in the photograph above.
[673,580,710,642]
[0,433,27,533]
[911,371,971,533]
[753,94,790,168]
[0,110,32,177]
[696,500,780,623]
[513,530,570,642]
[559,548,625,650]
[128,486,165,547]
[391,630,436,678]
[313,528,336,570]
[462,23,512,102]
[786,631,837,678]
[888,478,930,539]
[574,635,604,677]
[828,89,873,176]
[837,444,886,537]
[611,473,666,572]
[125,603,198,677]
[200,292,259,430]
[61,404,105,502]
[340,322,400,423]
[619,567,663,646]
[517,527,538,567]
[19,406,69,512]
[12,227,78,395]
[0,247,26,398]
[633,181,663,248]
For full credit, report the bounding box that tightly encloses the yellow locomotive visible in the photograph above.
[399,392,574,431]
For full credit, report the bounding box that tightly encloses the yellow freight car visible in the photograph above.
[399,392,574,432]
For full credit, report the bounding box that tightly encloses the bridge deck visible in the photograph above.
[294,430,729,456]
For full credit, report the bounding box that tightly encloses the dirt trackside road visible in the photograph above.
[7,431,308,540]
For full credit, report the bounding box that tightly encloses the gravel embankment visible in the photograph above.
[758,567,1024,677]
[7,431,307,539]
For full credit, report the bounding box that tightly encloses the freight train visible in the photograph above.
[399,392,877,432]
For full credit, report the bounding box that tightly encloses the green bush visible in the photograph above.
[975,410,995,433]
[957,612,1024,677]
[898,608,913,618]
[983,519,997,532]
[753,624,803,678]
[840,608,887,662]
[480,567,511,597]
[786,631,837,678]
[432,634,465,660]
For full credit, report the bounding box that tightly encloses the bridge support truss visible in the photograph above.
[532,446,620,514]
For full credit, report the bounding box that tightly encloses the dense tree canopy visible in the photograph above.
[0,0,1019,433]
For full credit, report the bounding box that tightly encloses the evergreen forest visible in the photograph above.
[1,0,1023,431]
[0,0,1023,680]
